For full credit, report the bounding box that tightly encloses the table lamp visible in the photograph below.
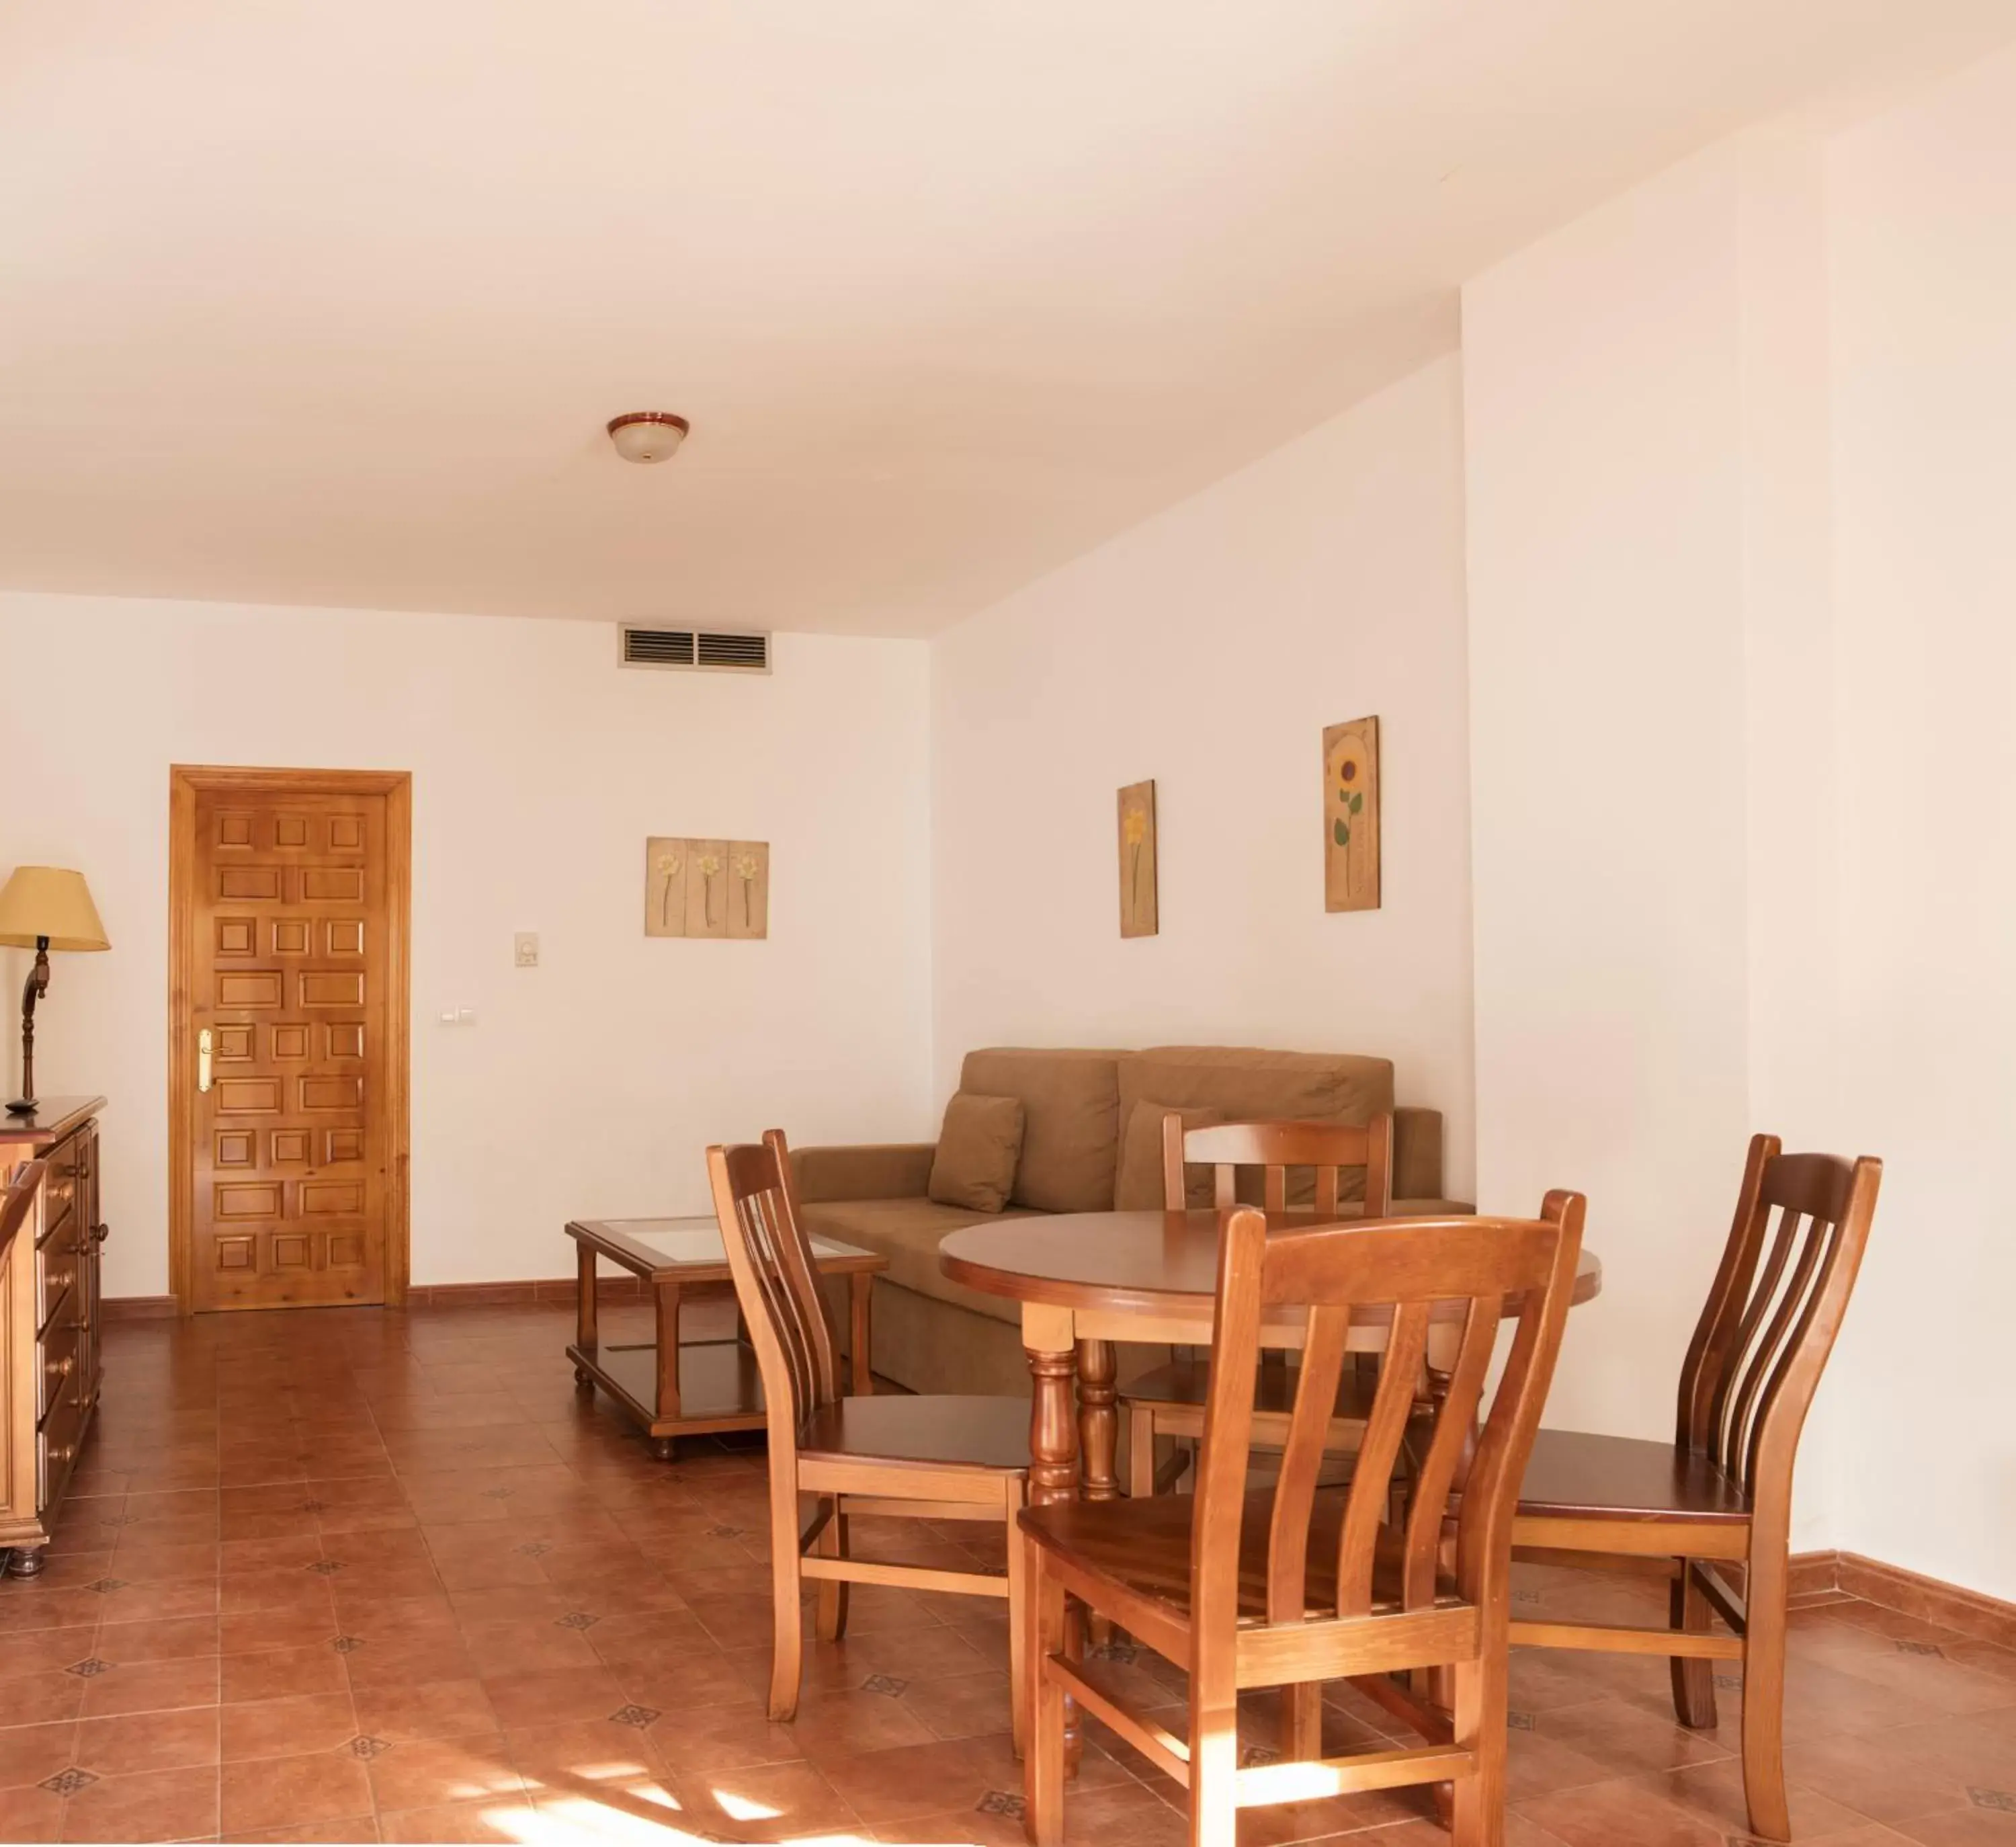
[0,866,110,1116]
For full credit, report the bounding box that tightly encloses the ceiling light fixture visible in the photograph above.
[606,411,690,464]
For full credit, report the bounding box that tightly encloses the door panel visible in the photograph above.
[190,789,389,1309]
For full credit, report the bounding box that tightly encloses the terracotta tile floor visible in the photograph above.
[3,1302,2013,1845]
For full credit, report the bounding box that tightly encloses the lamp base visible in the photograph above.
[5,1098,37,1118]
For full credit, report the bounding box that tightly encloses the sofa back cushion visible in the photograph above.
[960,1047,1124,1213]
[927,1092,1026,1214]
[1113,1100,1223,1210]
[1117,1046,1394,1202]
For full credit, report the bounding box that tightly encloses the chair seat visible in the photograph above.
[1516,1428,1752,1526]
[1118,1355,1392,1420]
[799,1393,1030,1473]
[1020,1484,1450,1623]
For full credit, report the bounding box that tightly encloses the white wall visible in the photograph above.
[931,358,1477,1196]
[1464,142,1761,1444]
[1825,41,2016,1600]
[1464,48,2016,1600]
[0,592,933,1299]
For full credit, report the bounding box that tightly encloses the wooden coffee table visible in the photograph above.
[564,1215,886,1459]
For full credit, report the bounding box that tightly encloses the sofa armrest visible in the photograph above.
[791,1143,936,1204]
[1392,1108,1444,1202]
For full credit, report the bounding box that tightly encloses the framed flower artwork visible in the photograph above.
[646,837,769,938]
[1117,780,1158,938]
[1322,716,1380,912]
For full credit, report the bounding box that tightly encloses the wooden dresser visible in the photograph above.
[0,1096,106,1577]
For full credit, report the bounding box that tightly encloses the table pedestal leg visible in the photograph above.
[1024,1307,1082,1771]
[1077,1338,1118,1650]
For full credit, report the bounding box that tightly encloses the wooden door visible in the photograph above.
[171,770,410,1312]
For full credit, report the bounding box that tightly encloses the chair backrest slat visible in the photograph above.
[1400,1291,1499,1608]
[1265,1303,1349,1623]
[1676,1135,1881,1504]
[1200,1200,1583,1633]
[1332,1298,1431,1617]
[708,1132,841,1447]
[1166,1116,1394,1221]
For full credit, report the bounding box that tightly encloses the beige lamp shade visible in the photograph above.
[0,867,110,952]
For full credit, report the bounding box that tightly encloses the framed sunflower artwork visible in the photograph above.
[1117,780,1158,938]
[1322,716,1380,912]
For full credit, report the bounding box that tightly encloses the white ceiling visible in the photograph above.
[4,2,2012,638]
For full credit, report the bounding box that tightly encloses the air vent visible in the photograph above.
[619,626,771,674]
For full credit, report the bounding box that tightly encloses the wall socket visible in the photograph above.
[514,932,540,968]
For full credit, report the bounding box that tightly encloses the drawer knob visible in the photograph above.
[46,1354,72,1381]
[90,1223,108,1245]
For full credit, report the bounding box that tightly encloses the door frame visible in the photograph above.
[167,765,413,1315]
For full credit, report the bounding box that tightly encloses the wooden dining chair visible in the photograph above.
[1118,1115,1397,1497]
[1507,1135,1881,1843]
[708,1130,1034,1743]
[1023,1194,1586,1847]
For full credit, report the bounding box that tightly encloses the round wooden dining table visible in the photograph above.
[939,1207,1603,1516]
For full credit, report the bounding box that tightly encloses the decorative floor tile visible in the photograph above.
[976,1791,1025,1817]
[306,1559,345,1575]
[515,1541,551,1557]
[332,1635,364,1653]
[40,1768,99,1796]
[554,1612,597,1630]
[85,1577,128,1594]
[607,1705,661,1728]
[349,1735,394,1758]
[66,1659,112,1678]
[1970,1788,2016,1813]
[862,1674,909,1696]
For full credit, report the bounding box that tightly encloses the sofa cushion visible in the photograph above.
[800,1195,1041,1326]
[960,1047,1124,1213]
[1118,1046,1395,1203]
[1114,1100,1222,1210]
[927,1092,1025,1213]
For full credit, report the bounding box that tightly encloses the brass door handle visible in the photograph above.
[198,1027,213,1094]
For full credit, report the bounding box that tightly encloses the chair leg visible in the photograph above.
[814,1502,850,1644]
[1189,1682,1240,1847]
[1447,1649,1506,1847]
[1282,1682,1322,1760]
[1670,1559,1719,1729]
[1741,1547,1793,1842]
[1026,1548,1068,1847]
[1127,1405,1158,1497]
[1006,1481,1029,1762]
[767,1494,806,1723]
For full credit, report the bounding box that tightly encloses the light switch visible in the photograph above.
[514,932,540,968]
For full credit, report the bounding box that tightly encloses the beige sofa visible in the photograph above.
[794,1045,1468,1399]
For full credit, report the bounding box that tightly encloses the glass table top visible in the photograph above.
[592,1215,862,1268]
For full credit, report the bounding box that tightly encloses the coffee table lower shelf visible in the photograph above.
[569,1339,771,1458]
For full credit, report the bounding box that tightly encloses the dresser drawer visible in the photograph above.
[37,1237,79,1338]
[42,1149,79,1235]
[38,1311,83,1420]
[38,1366,85,1506]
